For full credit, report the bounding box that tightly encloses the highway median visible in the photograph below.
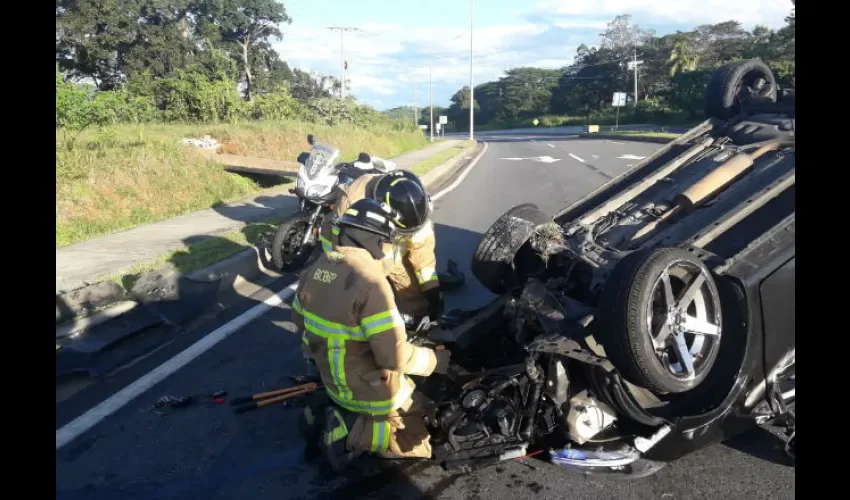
[56,139,479,329]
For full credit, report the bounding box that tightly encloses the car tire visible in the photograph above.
[471,203,552,294]
[597,248,723,394]
[704,59,778,120]
[271,213,316,272]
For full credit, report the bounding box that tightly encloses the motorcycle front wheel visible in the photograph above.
[271,213,319,272]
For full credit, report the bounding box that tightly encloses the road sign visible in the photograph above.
[418,124,428,130]
[612,92,627,107]
[436,123,442,131]
[439,115,448,125]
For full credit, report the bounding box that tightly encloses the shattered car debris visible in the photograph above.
[424,58,795,477]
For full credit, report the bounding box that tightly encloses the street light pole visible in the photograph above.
[429,57,434,142]
[469,0,475,140]
[328,26,359,99]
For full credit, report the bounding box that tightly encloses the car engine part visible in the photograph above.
[566,390,618,444]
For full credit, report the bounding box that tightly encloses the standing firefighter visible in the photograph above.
[293,198,450,467]
[319,170,443,325]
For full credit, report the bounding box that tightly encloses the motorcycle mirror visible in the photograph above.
[357,152,371,163]
[297,152,310,165]
[307,134,314,145]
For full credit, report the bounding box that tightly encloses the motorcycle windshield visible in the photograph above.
[304,142,341,180]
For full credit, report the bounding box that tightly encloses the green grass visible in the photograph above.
[102,139,475,291]
[475,110,695,131]
[57,120,430,247]
[607,130,682,139]
[409,140,476,176]
[105,214,287,291]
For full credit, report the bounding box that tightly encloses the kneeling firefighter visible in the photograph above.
[319,170,444,325]
[292,198,451,467]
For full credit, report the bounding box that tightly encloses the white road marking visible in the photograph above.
[547,143,555,148]
[617,154,646,160]
[606,140,624,145]
[497,156,560,164]
[57,142,493,450]
[56,282,298,450]
[568,153,585,163]
[592,154,599,159]
[431,141,489,201]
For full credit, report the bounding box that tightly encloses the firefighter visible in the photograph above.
[293,198,451,467]
[319,170,443,325]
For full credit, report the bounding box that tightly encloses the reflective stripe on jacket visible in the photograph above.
[291,246,437,416]
[319,174,440,293]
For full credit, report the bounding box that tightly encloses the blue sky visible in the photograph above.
[274,0,793,110]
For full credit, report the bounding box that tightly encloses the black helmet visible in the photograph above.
[336,198,397,240]
[372,170,431,234]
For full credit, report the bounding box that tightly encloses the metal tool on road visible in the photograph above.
[231,382,322,414]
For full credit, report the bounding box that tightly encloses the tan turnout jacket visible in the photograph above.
[291,246,438,416]
[319,174,440,299]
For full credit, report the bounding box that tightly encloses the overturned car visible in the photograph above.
[424,58,795,477]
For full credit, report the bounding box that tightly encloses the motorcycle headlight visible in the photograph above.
[306,184,331,198]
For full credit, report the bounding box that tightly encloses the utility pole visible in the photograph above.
[429,57,434,142]
[469,0,475,140]
[327,26,359,99]
[628,47,643,108]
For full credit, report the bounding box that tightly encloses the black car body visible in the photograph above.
[424,59,795,476]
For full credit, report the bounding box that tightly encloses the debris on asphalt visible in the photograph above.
[149,391,229,414]
[182,135,219,150]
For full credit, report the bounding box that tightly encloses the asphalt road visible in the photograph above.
[56,133,795,500]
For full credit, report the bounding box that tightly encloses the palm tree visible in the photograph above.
[668,35,699,77]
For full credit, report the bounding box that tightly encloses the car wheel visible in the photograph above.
[597,248,723,394]
[704,59,778,120]
[471,203,552,294]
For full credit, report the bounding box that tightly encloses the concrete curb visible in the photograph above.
[56,140,480,329]
[578,133,676,144]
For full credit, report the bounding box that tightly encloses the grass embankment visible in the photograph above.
[56,120,430,247]
[607,130,682,139]
[475,110,694,131]
[104,139,478,290]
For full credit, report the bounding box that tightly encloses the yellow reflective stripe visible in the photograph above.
[361,309,405,337]
[328,338,351,400]
[320,236,333,253]
[406,347,433,376]
[302,333,308,345]
[370,420,390,452]
[325,375,414,416]
[415,267,438,285]
[292,295,303,314]
[324,409,349,446]
[331,421,349,443]
[301,309,367,340]
[344,208,359,216]
[332,226,340,235]
[327,389,394,415]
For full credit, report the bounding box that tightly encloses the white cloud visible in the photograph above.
[534,0,791,29]
[274,0,794,108]
[552,20,608,30]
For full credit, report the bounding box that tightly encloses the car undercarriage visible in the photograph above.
[420,58,796,476]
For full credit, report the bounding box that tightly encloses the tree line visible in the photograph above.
[56,0,408,135]
[430,11,795,130]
